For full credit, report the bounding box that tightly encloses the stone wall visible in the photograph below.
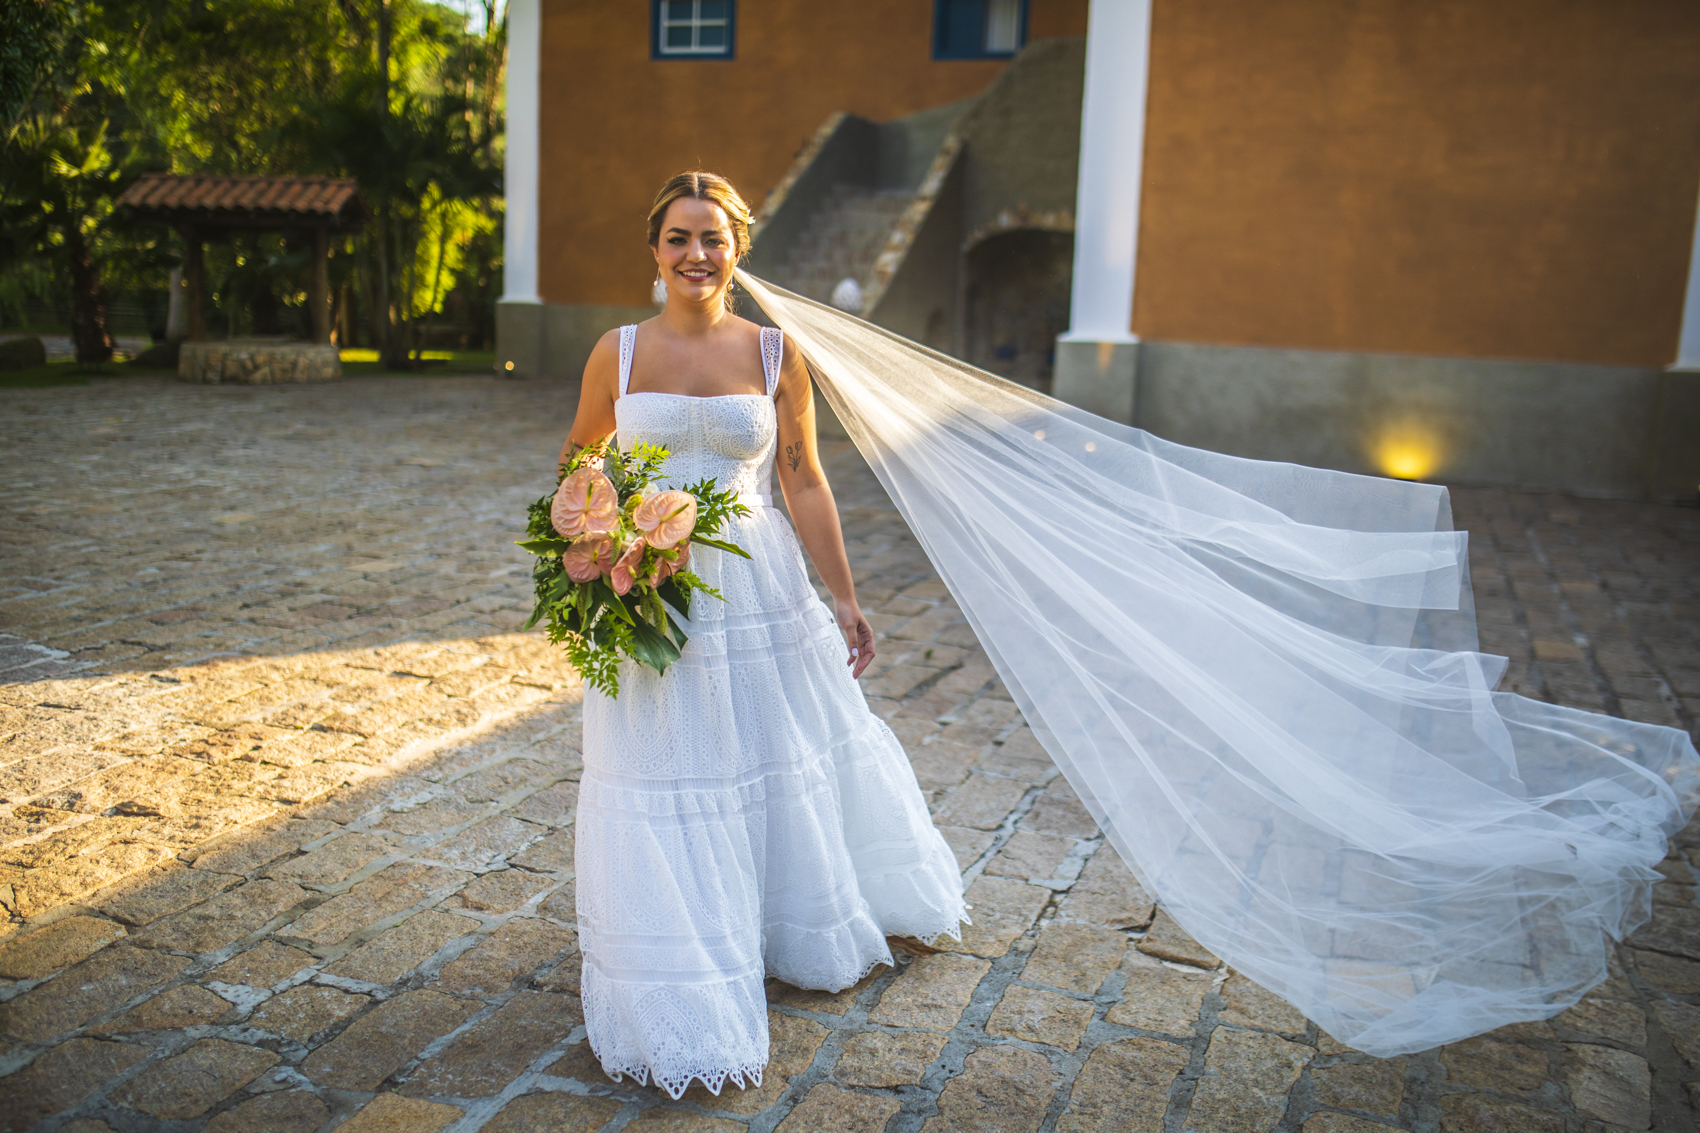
[955,37,1085,247]
[179,341,341,384]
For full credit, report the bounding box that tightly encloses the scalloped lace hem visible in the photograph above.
[906,910,972,948]
[604,1057,767,1101]
[775,936,898,993]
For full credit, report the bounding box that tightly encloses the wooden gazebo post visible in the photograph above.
[311,225,332,344]
[178,223,206,342]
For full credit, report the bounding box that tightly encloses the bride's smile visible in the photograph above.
[657,197,733,302]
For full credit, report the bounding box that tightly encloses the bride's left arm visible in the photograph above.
[772,337,875,678]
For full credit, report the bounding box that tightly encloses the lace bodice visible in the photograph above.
[613,323,783,501]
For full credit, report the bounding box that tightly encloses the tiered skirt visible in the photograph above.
[575,505,968,1099]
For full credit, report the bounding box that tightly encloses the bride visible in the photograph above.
[557,171,967,1098]
[559,170,1699,1094]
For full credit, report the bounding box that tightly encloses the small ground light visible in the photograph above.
[1372,429,1440,480]
[505,361,515,371]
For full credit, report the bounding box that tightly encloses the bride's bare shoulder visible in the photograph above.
[587,327,625,360]
[722,313,765,340]
[582,327,625,387]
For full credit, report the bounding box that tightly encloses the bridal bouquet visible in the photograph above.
[519,440,750,696]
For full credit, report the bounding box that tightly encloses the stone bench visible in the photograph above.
[179,340,341,384]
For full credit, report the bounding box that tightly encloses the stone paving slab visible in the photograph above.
[0,376,1696,1132]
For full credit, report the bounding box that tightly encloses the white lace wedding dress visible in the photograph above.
[574,324,968,1099]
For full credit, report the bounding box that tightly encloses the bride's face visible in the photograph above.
[653,197,736,307]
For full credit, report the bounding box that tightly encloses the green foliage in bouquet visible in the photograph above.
[518,440,751,697]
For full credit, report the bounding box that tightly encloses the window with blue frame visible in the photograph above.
[934,0,1026,59]
[654,0,734,59]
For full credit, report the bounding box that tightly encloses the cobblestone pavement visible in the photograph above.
[1,375,1697,1133]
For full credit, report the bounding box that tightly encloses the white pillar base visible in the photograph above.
[1054,337,1140,424]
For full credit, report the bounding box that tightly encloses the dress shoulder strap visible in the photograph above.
[760,325,783,398]
[617,324,637,398]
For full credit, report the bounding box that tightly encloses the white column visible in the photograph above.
[502,0,541,306]
[498,0,543,376]
[1052,0,1153,423]
[1676,181,1700,369]
[1060,0,1152,345]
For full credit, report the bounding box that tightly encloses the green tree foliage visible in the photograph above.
[0,0,505,362]
[0,0,68,135]
[1,3,160,362]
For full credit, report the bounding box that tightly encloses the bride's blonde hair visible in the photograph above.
[648,171,752,309]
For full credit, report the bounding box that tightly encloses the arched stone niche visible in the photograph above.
[963,228,1074,391]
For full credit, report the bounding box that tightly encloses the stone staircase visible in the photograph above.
[766,185,914,308]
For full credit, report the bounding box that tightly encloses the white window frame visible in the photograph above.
[984,0,1022,53]
[656,0,733,58]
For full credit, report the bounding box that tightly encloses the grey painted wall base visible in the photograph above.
[1054,338,1138,424]
[1653,368,1700,501]
[1113,340,1700,501]
[495,300,544,378]
[497,299,656,380]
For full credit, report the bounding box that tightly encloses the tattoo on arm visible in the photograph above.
[785,443,803,472]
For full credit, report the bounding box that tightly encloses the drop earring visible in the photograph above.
[651,274,667,307]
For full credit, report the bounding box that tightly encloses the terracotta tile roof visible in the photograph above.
[117,174,369,227]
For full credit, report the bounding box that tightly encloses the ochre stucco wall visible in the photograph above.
[1135,0,1700,367]
[1026,0,1088,40]
[538,0,1089,309]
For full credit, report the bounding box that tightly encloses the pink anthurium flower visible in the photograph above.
[633,490,698,550]
[552,467,620,538]
[561,532,616,583]
[609,537,646,596]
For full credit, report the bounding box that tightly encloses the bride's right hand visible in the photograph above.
[835,599,875,679]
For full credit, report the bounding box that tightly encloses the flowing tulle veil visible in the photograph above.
[738,269,1700,1055]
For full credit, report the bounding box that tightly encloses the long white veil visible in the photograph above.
[740,270,1700,1056]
